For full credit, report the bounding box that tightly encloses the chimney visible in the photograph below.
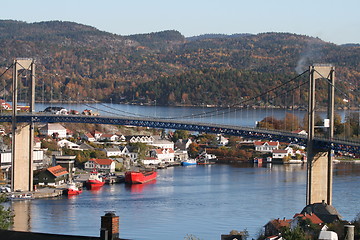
[100,211,119,240]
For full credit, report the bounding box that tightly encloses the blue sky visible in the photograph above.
[2,0,360,44]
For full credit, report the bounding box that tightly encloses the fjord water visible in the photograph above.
[9,163,360,240]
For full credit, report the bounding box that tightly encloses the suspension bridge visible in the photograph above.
[1,58,360,206]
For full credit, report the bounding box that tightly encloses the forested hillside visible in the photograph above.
[0,20,359,106]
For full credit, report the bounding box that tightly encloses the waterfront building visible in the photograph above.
[53,155,76,179]
[150,148,175,163]
[141,156,161,165]
[84,158,115,173]
[272,149,291,160]
[254,141,280,152]
[35,165,69,186]
[174,149,189,161]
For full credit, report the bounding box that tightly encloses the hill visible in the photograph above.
[0,20,359,106]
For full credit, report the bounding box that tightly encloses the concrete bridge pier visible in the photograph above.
[11,58,35,192]
[306,149,333,205]
[306,64,335,205]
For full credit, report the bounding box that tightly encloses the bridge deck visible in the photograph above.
[1,113,359,153]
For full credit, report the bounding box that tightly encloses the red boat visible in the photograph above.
[86,171,105,189]
[65,182,83,195]
[125,170,157,184]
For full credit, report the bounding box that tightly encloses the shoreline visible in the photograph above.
[34,100,358,111]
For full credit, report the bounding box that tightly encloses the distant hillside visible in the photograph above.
[0,20,359,106]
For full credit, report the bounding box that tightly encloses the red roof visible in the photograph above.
[269,218,291,230]
[293,213,323,224]
[89,158,113,165]
[155,148,175,154]
[85,133,94,138]
[47,165,68,177]
[272,149,288,154]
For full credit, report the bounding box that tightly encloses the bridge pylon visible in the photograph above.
[11,58,36,192]
[306,64,335,205]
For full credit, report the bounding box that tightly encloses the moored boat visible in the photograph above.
[125,170,157,184]
[65,182,83,195]
[197,151,217,165]
[181,159,197,166]
[86,171,105,189]
[7,193,33,201]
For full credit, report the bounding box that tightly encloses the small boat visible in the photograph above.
[7,193,33,201]
[253,157,263,164]
[65,182,83,195]
[197,151,217,165]
[125,170,157,184]
[86,171,105,189]
[181,159,197,166]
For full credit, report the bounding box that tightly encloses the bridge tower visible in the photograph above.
[306,64,335,205]
[11,58,36,192]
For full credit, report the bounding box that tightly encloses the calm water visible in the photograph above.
[8,163,360,240]
[33,102,350,128]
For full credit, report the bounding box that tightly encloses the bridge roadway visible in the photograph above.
[1,113,360,153]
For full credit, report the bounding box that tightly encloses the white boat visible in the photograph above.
[197,151,217,164]
[7,193,33,201]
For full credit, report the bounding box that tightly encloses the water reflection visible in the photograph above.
[11,200,32,232]
[7,163,359,240]
[125,179,157,193]
[333,162,360,176]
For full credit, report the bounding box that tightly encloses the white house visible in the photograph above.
[57,139,80,150]
[119,146,130,155]
[254,141,280,153]
[126,135,155,144]
[91,130,103,141]
[115,134,126,142]
[103,147,122,157]
[141,157,162,165]
[82,133,96,142]
[100,134,119,142]
[150,148,175,163]
[40,123,67,138]
[272,149,290,159]
[149,137,174,149]
[84,158,115,173]
[218,135,229,146]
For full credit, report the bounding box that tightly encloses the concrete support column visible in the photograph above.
[11,58,35,192]
[306,64,335,205]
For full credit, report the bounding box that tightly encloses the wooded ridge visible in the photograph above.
[0,20,359,107]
